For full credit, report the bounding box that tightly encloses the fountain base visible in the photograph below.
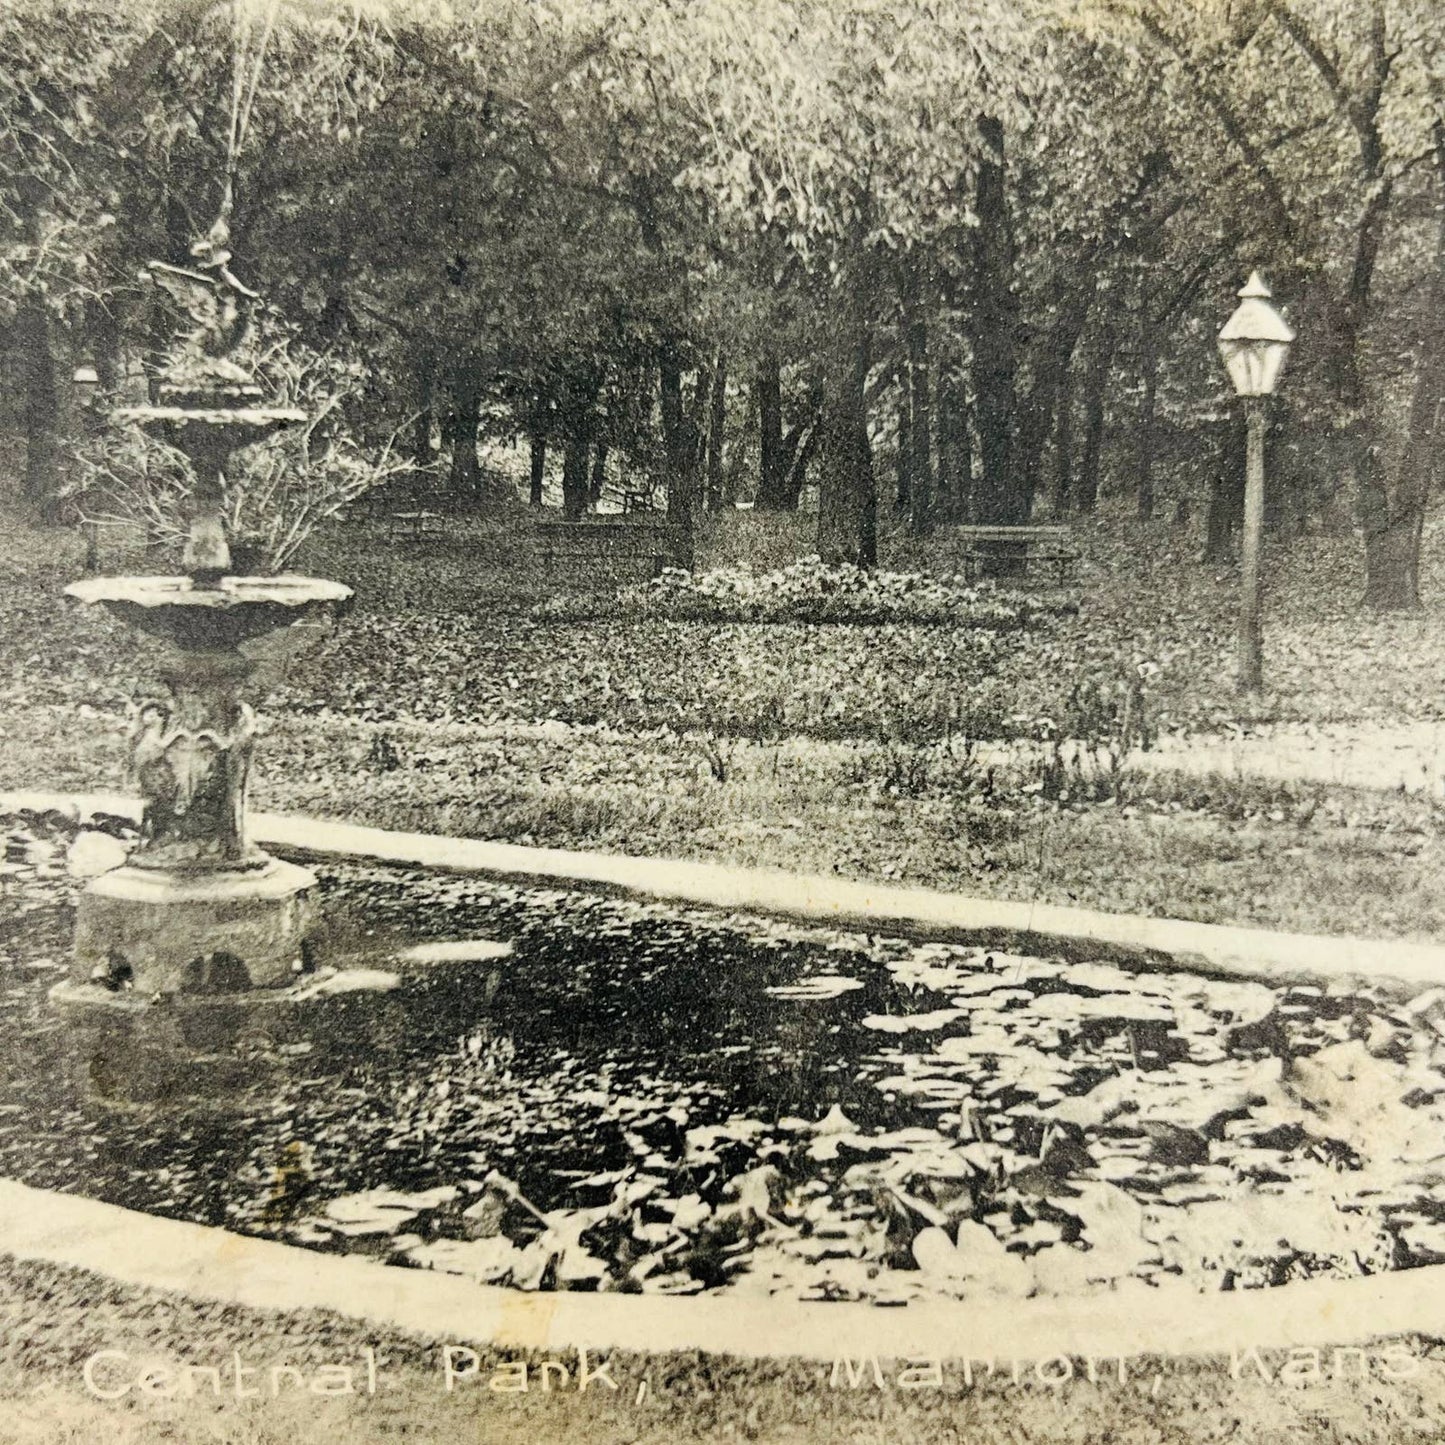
[48,936,506,1107]
[49,969,391,1108]
[73,856,317,995]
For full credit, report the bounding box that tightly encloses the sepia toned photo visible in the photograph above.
[2,0,1444,1440]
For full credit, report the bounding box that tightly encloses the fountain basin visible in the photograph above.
[7,816,1445,1303]
[111,403,308,457]
[50,929,514,1106]
[64,574,353,651]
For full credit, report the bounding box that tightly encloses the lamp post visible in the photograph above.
[1217,271,1295,696]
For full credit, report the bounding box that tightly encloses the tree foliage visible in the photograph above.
[1,0,1443,602]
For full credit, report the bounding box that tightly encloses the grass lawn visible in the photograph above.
[6,501,1445,941]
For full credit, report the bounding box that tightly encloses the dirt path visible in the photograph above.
[1135,723,1445,796]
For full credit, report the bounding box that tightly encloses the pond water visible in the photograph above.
[6,808,1445,1306]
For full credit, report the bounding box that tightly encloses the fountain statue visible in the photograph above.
[52,227,354,1091]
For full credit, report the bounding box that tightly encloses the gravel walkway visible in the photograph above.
[1135,724,1445,796]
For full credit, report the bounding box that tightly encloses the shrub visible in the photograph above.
[1025,658,1159,803]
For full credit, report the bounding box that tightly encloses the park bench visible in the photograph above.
[534,517,689,582]
[620,487,657,515]
[953,524,1079,583]
[387,508,446,540]
[348,473,453,523]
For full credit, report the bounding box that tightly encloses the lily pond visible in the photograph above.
[7,806,1445,1307]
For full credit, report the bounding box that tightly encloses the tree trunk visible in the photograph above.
[969,115,1021,525]
[722,424,745,508]
[1204,476,1231,562]
[1075,325,1115,514]
[446,350,484,501]
[935,370,956,497]
[1362,126,1445,609]
[412,347,435,474]
[562,431,591,521]
[895,376,912,514]
[1012,385,1055,523]
[659,347,698,566]
[1135,327,1161,522]
[942,374,973,523]
[1371,302,1445,610]
[588,442,609,509]
[908,312,934,536]
[816,321,876,567]
[1362,323,1439,612]
[861,431,878,567]
[17,295,59,522]
[1362,514,1424,611]
[1339,162,1398,602]
[529,431,546,508]
[88,298,122,393]
[1052,366,1074,515]
[706,355,726,511]
[786,422,821,508]
[755,351,789,511]
[1204,421,1245,563]
[1017,284,1095,519]
[557,374,599,522]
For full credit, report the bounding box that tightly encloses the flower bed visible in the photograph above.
[6,808,1445,1306]
[536,558,1072,628]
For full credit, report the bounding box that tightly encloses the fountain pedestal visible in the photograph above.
[62,578,351,995]
[74,857,318,995]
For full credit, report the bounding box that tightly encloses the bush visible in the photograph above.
[537,557,1074,627]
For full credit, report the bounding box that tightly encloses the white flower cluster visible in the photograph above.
[629,557,1038,627]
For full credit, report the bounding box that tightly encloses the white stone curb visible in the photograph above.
[9,789,1445,994]
[0,1178,1442,1366]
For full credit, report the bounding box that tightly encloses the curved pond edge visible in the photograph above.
[8,787,1445,1364]
[0,1175,1440,1365]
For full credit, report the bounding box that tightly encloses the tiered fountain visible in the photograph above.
[51,233,356,1098]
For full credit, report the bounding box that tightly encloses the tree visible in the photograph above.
[0,2,157,517]
[645,0,1058,562]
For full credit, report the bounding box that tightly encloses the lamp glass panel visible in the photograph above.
[1258,339,1289,394]
[1217,337,1290,396]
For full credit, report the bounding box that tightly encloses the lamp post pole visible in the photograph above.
[1217,271,1294,699]
[1239,397,1267,695]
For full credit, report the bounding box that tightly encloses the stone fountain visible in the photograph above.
[52,231,514,1103]
[51,236,355,1098]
